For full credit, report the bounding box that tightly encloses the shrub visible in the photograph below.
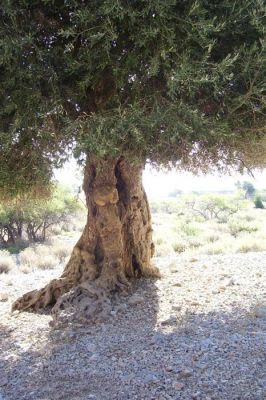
[254,195,264,209]
[187,237,203,248]
[201,242,227,255]
[20,265,31,274]
[20,247,38,267]
[0,250,15,273]
[173,239,187,253]
[19,243,63,270]
[180,222,201,237]
[228,219,258,236]
[204,233,221,243]
[36,255,58,270]
[51,241,72,262]
[235,237,266,253]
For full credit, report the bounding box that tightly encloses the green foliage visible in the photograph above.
[180,222,201,236]
[228,217,259,236]
[179,193,247,221]
[242,181,256,198]
[0,185,81,246]
[1,0,266,197]
[254,195,265,209]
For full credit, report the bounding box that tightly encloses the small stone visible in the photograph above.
[0,293,8,302]
[177,369,193,379]
[89,354,99,361]
[173,382,185,390]
[254,305,266,318]
[190,301,200,306]
[172,305,182,311]
[67,331,76,339]
[0,377,8,386]
[224,278,235,287]
[172,282,182,287]
[128,295,145,305]
[219,286,226,291]
[114,303,127,313]
[192,392,201,399]
[87,343,96,352]
[141,372,159,385]
[161,316,177,326]
[165,366,173,372]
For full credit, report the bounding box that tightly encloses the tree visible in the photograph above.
[179,193,247,221]
[0,185,81,246]
[242,181,256,199]
[254,195,265,209]
[1,1,265,320]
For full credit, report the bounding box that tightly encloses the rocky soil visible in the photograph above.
[0,252,265,400]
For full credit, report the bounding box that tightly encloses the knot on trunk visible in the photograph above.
[93,186,119,206]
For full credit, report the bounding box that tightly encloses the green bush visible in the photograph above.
[254,195,264,209]
[180,222,201,236]
[0,185,82,248]
[228,219,259,236]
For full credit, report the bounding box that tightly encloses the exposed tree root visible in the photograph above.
[12,155,160,324]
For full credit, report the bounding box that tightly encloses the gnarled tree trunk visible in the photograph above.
[12,156,159,321]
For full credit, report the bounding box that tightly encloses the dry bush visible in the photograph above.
[34,244,52,258]
[50,240,72,262]
[199,241,230,255]
[235,236,266,253]
[36,255,58,270]
[172,238,187,253]
[155,243,175,257]
[0,250,15,273]
[20,247,38,267]
[203,232,221,243]
[20,265,31,274]
[20,245,59,270]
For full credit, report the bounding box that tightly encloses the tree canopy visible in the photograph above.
[1,0,266,197]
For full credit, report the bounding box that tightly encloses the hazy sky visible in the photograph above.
[54,159,266,199]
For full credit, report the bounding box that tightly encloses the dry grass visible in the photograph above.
[50,240,72,262]
[152,204,266,256]
[19,239,72,271]
[0,250,15,274]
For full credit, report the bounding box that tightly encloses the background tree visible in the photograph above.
[242,181,256,199]
[0,185,81,246]
[1,0,265,319]
[254,195,265,209]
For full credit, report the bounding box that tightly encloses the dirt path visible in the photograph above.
[0,252,265,400]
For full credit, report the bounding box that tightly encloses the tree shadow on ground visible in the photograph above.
[0,276,265,400]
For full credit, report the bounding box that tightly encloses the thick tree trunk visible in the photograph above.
[12,156,159,321]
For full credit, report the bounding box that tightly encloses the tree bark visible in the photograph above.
[12,156,159,321]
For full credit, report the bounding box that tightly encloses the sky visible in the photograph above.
[54,158,266,200]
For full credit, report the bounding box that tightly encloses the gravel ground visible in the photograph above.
[0,252,266,400]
